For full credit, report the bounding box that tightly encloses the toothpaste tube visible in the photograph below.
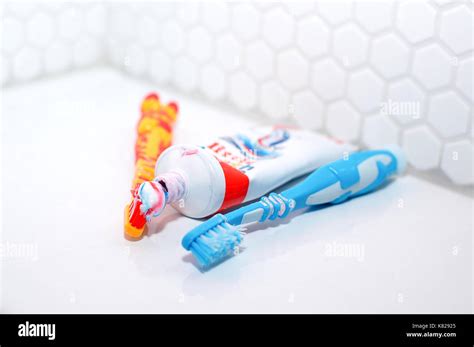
[134,126,357,222]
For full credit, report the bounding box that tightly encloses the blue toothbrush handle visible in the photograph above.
[226,148,405,226]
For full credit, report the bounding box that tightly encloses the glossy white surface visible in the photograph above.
[1,69,472,313]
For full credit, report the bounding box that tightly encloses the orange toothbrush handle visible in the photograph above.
[124,93,178,239]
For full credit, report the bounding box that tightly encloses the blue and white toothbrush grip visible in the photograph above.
[225,147,405,225]
[181,147,406,256]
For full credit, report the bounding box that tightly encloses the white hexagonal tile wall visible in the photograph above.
[286,1,315,17]
[173,56,198,92]
[347,69,385,113]
[354,1,393,34]
[291,91,324,130]
[124,43,146,76]
[13,46,42,81]
[427,91,470,138]
[244,40,274,82]
[232,3,260,41]
[229,71,257,110]
[363,114,399,148]
[137,16,159,48]
[44,41,72,74]
[387,79,425,125]
[200,64,226,101]
[439,6,474,54]
[176,2,200,27]
[85,4,106,37]
[317,1,352,25]
[58,7,83,40]
[296,16,330,58]
[456,57,473,103]
[150,50,172,84]
[2,17,25,54]
[326,101,361,142]
[333,23,369,68]
[3,2,474,189]
[216,34,242,71]
[277,49,309,91]
[187,27,213,64]
[202,2,229,33]
[73,36,101,67]
[396,1,436,43]
[402,126,442,170]
[412,44,454,90]
[441,140,473,185]
[312,59,346,101]
[262,7,295,49]
[27,12,55,48]
[260,81,290,120]
[161,21,185,56]
[370,34,410,79]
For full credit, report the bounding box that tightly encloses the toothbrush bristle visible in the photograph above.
[189,222,245,268]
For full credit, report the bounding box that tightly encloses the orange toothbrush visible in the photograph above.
[124,93,178,239]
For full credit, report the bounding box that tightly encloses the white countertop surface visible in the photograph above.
[1,68,472,313]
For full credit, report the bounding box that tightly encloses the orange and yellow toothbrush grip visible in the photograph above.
[125,93,178,239]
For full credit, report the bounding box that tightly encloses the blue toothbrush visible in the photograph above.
[182,148,406,268]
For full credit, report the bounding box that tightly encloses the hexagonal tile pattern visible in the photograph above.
[202,2,229,33]
[439,6,474,54]
[387,79,425,125]
[326,101,361,142]
[44,41,72,74]
[150,50,172,84]
[396,1,436,43]
[2,17,25,54]
[402,126,441,170]
[412,44,454,90]
[355,1,394,34]
[286,1,315,17]
[187,27,213,64]
[312,59,346,101]
[456,58,473,103]
[244,40,274,82]
[277,49,309,91]
[173,56,198,92]
[3,2,474,188]
[260,81,290,120]
[13,46,42,81]
[291,91,324,130]
[441,140,474,185]
[58,7,83,40]
[317,1,352,25]
[333,23,369,68]
[347,69,385,113]
[73,36,101,67]
[232,3,260,41]
[262,7,295,49]
[370,34,410,79]
[176,2,199,27]
[296,16,330,58]
[124,43,146,76]
[427,91,470,138]
[363,114,399,148]
[137,16,159,48]
[200,64,226,101]
[216,34,242,71]
[161,21,185,56]
[229,71,257,110]
[27,12,55,48]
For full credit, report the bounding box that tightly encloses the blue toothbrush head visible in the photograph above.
[182,214,245,268]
